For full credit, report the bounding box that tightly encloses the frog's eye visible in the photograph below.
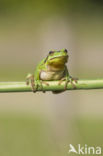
[49,51,54,55]
[64,49,68,53]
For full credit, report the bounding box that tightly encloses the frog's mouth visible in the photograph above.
[49,55,68,63]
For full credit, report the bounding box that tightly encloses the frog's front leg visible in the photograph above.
[58,66,70,90]
[26,74,42,92]
[58,67,78,90]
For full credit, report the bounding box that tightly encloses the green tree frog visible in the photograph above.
[26,49,77,92]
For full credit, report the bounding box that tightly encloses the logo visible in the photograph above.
[68,144,102,155]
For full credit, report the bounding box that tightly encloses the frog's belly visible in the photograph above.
[40,70,65,80]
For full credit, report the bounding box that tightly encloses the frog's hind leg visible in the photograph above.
[26,74,35,92]
[70,76,78,83]
[69,76,78,89]
[58,66,71,91]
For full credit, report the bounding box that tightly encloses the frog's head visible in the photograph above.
[47,48,68,64]
[45,49,69,70]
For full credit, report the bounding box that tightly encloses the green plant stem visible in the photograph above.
[0,79,103,92]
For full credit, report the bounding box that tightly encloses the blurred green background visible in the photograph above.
[0,0,103,155]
